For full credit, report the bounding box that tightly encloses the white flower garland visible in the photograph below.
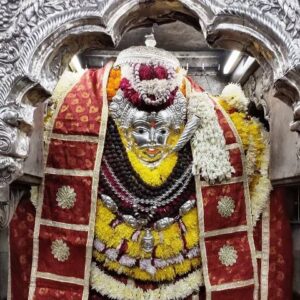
[250,129,272,224]
[221,83,249,112]
[90,262,203,300]
[188,91,234,182]
[245,137,257,177]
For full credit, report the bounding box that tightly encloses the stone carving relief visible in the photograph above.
[0,0,299,226]
[222,0,300,39]
[244,70,271,121]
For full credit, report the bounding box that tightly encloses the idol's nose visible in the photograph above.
[149,127,157,143]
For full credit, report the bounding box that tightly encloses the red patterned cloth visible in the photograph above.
[268,188,293,300]
[9,192,35,300]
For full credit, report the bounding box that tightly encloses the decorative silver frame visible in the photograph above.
[0,0,299,225]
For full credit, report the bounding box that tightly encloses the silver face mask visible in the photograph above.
[109,90,187,167]
[131,112,170,148]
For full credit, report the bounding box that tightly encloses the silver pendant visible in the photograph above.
[154,217,174,230]
[179,199,196,216]
[101,194,118,213]
[141,229,154,253]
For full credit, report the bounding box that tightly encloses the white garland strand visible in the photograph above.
[188,91,234,183]
[90,262,203,300]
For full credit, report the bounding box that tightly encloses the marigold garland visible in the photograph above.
[218,96,271,224]
[93,250,200,282]
[125,151,178,187]
[107,67,121,101]
[94,201,199,259]
[93,200,200,281]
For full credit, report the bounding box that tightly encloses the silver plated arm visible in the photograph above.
[172,115,201,152]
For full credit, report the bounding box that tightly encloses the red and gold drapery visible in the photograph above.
[8,66,293,300]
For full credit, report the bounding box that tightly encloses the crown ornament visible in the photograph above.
[114,33,180,68]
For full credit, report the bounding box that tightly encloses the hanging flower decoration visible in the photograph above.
[107,67,121,101]
[93,200,201,282]
[188,91,234,182]
[217,89,271,224]
[90,262,203,300]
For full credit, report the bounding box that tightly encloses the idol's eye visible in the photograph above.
[137,128,145,134]
[160,128,167,134]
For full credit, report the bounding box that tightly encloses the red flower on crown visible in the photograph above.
[139,64,168,80]
[154,66,168,79]
[120,78,141,106]
[119,65,177,110]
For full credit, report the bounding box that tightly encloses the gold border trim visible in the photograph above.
[51,133,99,143]
[193,97,259,300]
[82,62,112,299]
[211,279,254,291]
[39,219,89,231]
[225,143,240,150]
[195,175,212,300]
[28,69,80,300]
[29,65,113,300]
[260,202,270,300]
[203,225,248,238]
[45,168,94,177]
[36,271,85,285]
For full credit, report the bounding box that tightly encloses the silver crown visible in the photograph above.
[114,34,180,68]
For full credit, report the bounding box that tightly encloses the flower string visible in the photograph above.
[218,89,271,224]
[188,91,234,182]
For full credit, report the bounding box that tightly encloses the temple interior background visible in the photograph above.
[0,19,299,299]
